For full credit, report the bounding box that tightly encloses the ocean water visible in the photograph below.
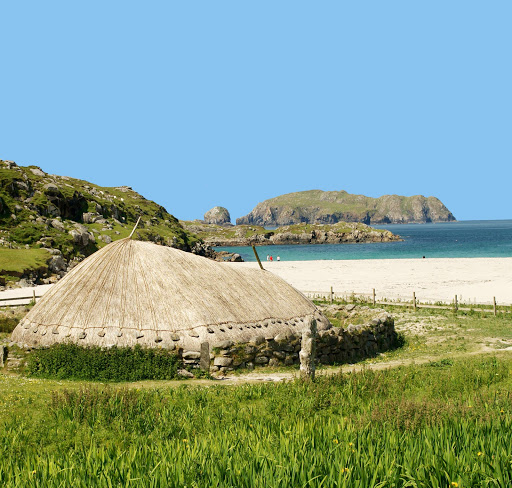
[214,220,512,262]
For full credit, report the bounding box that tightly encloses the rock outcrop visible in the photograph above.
[190,241,243,262]
[204,206,232,226]
[237,190,456,226]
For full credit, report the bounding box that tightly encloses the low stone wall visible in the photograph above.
[180,312,397,373]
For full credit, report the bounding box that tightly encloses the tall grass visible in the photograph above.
[1,355,512,486]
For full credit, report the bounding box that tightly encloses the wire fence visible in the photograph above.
[303,288,510,315]
[1,287,510,316]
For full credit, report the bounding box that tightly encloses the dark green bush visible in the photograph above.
[26,343,181,381]
[0,316,19,333]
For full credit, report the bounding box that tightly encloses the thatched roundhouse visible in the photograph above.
[12,238,329,350]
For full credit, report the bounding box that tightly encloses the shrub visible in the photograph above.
[0,316,19,333]
[26,343,181,381]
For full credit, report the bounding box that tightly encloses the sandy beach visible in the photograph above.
[226,257,512,305]
[1,257,510,307]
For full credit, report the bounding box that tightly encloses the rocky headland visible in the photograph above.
[237,190,456,226]
[180,221,401,247]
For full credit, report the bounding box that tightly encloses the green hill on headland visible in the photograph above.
[0,159,200,285]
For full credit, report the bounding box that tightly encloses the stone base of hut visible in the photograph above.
[181,312,398,373]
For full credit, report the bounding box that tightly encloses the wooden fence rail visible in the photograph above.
[304,289,509,316]
[0,289,41,305]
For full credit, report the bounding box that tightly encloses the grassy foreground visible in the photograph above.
[1,354,512,487]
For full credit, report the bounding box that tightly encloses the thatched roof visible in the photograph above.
[12,239,328,350]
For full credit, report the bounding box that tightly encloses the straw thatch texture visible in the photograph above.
[12,239,328,350]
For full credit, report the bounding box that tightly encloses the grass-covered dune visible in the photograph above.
[1,353,512,487]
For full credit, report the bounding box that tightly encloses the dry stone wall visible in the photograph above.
[180,311,397,373]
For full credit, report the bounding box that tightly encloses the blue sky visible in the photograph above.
[1,2,510,222]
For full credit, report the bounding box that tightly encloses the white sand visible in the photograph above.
[1,258,510,307]
[226,257,512,305]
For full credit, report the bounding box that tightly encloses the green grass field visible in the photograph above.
[2,303,512,486]
[1,354,512,487]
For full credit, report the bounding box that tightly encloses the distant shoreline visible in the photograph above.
[225,257,512,304]
[215,220,512,262]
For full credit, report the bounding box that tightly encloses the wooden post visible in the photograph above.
[413,292,417,311]
[251,245,264,271]
[32,289,36,304]
[454,295,458,312]
[199,342,210,373]
[372,288,376,306]
[330,286,333,304]
[300,318,317,381]
[128,216,142,239]
[493,297,497,316]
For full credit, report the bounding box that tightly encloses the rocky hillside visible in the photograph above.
[0,159,233,286]
[237,190,456,226]
[181,221,400,247]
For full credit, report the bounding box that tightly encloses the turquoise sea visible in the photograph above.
[215,220,512,262]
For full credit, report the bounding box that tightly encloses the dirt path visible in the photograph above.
[121,346,512,389]
[3,346,511,391]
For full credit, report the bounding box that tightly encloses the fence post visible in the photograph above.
[493,297,497,316]
[33,289,36,304]
[413,292,417,311]
[330,286,333,304]
[372,288,376,306]
[454,295,458,312]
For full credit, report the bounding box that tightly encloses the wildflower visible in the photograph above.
[451,482,458,487]
[333,439,339,444]
[349,442,354,447]
[344,468,349,473]
[31,470,36,475]
[477,452,483,457]
[182,439,188,443]
[501,409,505,414]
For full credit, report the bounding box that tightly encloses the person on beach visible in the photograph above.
[266,255,270,261]
[270,255,273,262]
[277,255,280,261]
